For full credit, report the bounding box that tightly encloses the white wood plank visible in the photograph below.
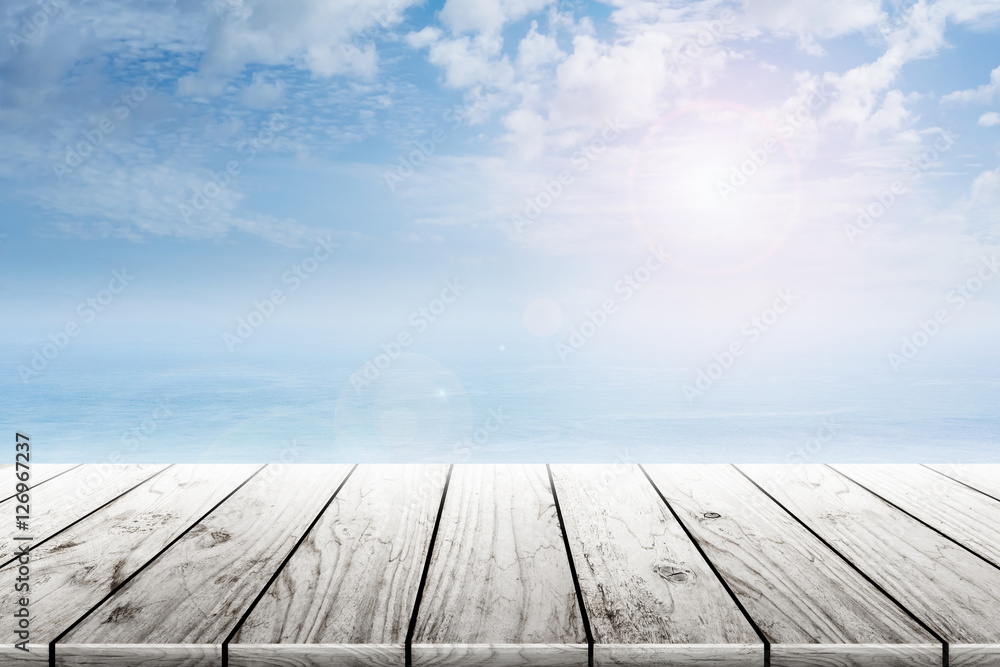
[924,464,1000,500]
[0,464,260,664]
[833,464,1000,566]
[225,644,401,667]
[741,464,1000,666]
[0,463,80,501]
[230,464,450,667]
[411,464,587,667]
[56,464,354,666]
[642,465,940,667]
[549,464,763,667]
[0,464,168,564]
[55,644,219,666]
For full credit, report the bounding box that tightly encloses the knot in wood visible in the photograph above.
[652,562,693,584]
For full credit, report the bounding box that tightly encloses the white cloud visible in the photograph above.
[819,1,1000,139]
[943,65,1000,104]
[26,156,324,247]
[980,111,1000,126]
[181,0,421,90]
[502,108,547,159]
[515,20,565,74]
[439,0,553,34]
[743,0,885,54]
[420,33,511,89]
[240,72,287,108]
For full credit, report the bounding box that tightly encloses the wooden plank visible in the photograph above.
[56,464,355,667]
[0,465,260,664]
[924,464,1000,500]
[55,645,218,667]
[0,463,80,502]
[549,464,763,667]
[740,464,1000,667]
[0,464,168,564]
[229,464,450,667]
[832,464,1000,566]
[410,464,587,667]
[641,464,940,667]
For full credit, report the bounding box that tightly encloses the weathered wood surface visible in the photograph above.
[0,463,997,666]
[833,464,1000,567]
[410,464,587,667]
[0,464,168,565]
[0,463,80,502]
[55,644,221,667]
[642,464,940,667]
[57,464,355,666]
[549,464,762,667]
[229,463,450,667]
[740,464,1000,666]
[0,465,260,664]
[924,463,1000,500]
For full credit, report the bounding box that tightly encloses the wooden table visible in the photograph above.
[2,463,998,666]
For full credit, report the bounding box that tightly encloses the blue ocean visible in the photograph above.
[3,346,997,464]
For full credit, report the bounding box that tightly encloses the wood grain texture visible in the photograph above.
[227,644,402,667]
[0,647,47,665]
[55,644,220,666]
[768,644,943,667]
[740,464,1000,664]
[0,464,167,564]
[832,464,1000,566]
[597,644,763,666]
[924,464,1000,500]
[411,644,586,667]
[413,644,587,667]
[0,464,259,653]
[548,464,762,667]
[58,464,354,654]
[0,463,79,501]
[952,645,1000,667]
[230,464,450,667]
[641,465,939,667]
[410,464,587,667]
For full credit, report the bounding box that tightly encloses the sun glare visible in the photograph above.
[628,102,801,274]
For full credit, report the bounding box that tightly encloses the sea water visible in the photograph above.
[2,347,997,463]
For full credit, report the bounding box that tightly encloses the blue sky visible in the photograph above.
[2,0,999,461]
